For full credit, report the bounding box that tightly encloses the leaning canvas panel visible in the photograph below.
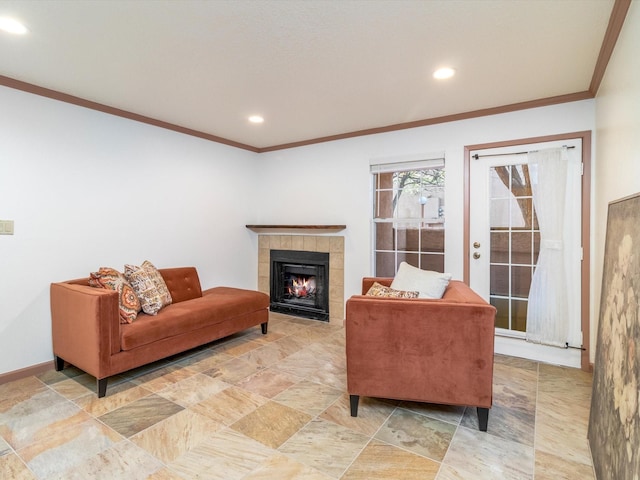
[589,192,640,480]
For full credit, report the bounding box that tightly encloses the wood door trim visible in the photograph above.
[464,130,592,371]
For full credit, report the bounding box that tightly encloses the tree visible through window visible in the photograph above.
[372,163,445,276]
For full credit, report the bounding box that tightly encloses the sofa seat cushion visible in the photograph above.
[120,287,269,351]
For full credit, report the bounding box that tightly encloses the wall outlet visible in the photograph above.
[0,220,14,235]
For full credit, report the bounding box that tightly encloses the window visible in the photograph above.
[371,158,445,276]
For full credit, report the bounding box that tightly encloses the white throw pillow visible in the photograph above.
[390,262,452,299]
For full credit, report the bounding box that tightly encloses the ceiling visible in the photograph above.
[0,0,621,151]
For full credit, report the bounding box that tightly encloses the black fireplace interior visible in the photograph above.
[270,249,329,321]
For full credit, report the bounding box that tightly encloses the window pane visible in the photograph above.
[395,227,419,252]
[373,166,445,275]
[375,252,396,277]
[375,223,394,251]
[396,252,419,268]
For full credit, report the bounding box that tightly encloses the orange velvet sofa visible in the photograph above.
[346,277,496,431]
[50,267,269,397]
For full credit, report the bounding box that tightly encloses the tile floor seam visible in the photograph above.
[395,403,465,428]
[335,435,375,479]
[2,313,596,479]
[434,406,463,473]
[323,399,402,478]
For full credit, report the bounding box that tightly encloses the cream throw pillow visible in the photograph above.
[390,262,452,299]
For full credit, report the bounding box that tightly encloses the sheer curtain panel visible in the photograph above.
[526,147,581,347]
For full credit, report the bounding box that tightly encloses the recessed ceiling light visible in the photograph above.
[248,115,264,124]
[0,17,28,35]
[433,67,455,80]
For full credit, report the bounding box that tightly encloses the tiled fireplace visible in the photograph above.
[257,235,344,324]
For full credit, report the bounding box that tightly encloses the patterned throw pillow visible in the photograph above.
[89,267,141,324]
[124,260,172,315]
[365,282,419,298]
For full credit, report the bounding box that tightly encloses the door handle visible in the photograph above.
[473,252,481,259]
[473,242,481,249]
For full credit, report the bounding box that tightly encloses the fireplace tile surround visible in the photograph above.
[257,235,344,324]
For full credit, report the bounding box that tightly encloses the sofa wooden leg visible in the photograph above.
[350,395,360,417]
[54,356,65,372]
[97,378,108,398]
[477,407,489,432]
[261,322,268,334]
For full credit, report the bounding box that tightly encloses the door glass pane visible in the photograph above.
[511,266,532,298]
[512,299,528,332]
[490,265,509,296]
[511,232,532,264]
[420,253,444,272]
[491,297,510,329]
[490,232,509,263]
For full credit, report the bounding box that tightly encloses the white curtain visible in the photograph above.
[526,147,581,347]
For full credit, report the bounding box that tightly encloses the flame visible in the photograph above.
[288,276,315,298]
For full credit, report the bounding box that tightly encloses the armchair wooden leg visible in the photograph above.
[350,395,360,417]
[97,378,108,398]
[477,407,489,432]
[261,322,268,334]
[54,356,65,372]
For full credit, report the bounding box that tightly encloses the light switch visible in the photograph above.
[0,220,14,235]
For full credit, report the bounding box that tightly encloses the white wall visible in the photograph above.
[593,2,640,356]
[0,78,602,377]
[255,100,596,321]
[0,86,259,375]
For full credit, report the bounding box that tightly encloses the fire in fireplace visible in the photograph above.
[270,249,329,321]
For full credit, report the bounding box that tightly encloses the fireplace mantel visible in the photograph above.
[246,224,346,232]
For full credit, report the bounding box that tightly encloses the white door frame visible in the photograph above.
[464,131,592,371]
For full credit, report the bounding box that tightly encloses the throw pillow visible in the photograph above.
[365,282,419,298]
[89,267,141,324]
[390,262,452,299]
[124,260,173,315]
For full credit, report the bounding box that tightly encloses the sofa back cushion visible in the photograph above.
[159,267,203,303]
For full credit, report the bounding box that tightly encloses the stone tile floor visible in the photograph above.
[0,312,595,479]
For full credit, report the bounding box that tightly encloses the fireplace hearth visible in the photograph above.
[270,249,329,321]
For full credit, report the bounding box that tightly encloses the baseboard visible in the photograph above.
[0,360,54,385]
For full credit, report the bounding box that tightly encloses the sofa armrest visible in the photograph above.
[345,295,496,408]
[50,282,120,378]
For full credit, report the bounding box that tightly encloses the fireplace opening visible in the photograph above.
[270,249,329,321]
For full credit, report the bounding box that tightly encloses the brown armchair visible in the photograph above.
[345,277,496,431]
